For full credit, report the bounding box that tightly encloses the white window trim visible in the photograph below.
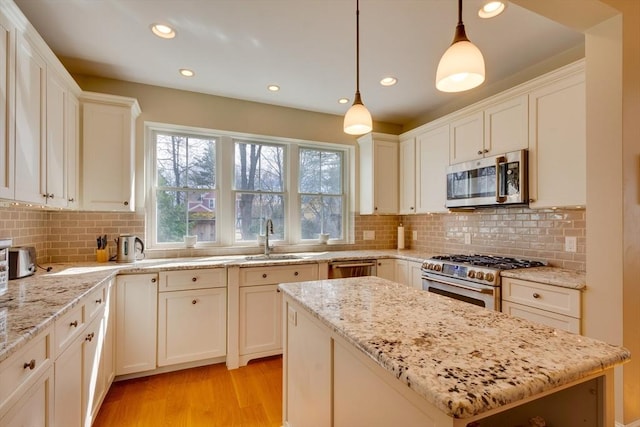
[144,121,353,250]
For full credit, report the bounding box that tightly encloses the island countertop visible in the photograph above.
[278,277,630,419]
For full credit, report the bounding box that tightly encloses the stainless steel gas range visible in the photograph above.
[421,254,546,311]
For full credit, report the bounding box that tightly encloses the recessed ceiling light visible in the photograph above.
[478,1,507,18]
[179,68,194,77]
[380,76,398,86]
[268,84,280,92]
[338,98,349,104]
[151,23,176,39]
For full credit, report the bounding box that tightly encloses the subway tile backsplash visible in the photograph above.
[0,205,585,271]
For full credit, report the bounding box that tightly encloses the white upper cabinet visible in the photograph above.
[416,124,449,213]
[449,110,484,164]
[65,94,79,208]
[358,133,399,215]
[0,10,14,200]
[528,64,586,208]
[44,69,67,208]
[449,95,528,164]
[81,92,141,211]
[399,137,415,215]
[14,31,46,204]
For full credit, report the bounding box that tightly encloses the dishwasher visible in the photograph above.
[328,259,377,278]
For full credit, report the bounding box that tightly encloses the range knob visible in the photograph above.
[485,273,495,282]
[467,270,476,279]
[475,271,485,280]
[426,263,433,270]
[434,264,442,272]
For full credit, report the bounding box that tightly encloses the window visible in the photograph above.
[153,132,217,243]
[234,141,285,242]
[147,124,351,249]
[299,148,344,240]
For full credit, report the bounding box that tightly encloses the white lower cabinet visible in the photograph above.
[239,285,282,357]
[394,259,423,290]
[116,273,158,376]
[0,326,53,425]
[158,286,227,367]
[501,277,581,333]
[54,331,83,427]
[230,263,318,368]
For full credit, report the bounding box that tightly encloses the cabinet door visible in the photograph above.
[283,300,332,427]
[0,12,14,200]
[103,279,116,387]
[65,94,79,208]
[116,274,158,375]
[373,140,399,214]
[0,367,53,427]
[81,96,139,211]
[54,335,83,427]
[45,70,67,207]
[83,314,104,427]
[395,259,409,286]
[416,124,449,213]
[528,73,586,208]
[239,284,282,356]
[449,110,483,164]
[484,95,528,155]
[15,32,46,204]
[158,287,227,366]
[409,261,424,291]
[376,259,395,281]
[399,138,415,214]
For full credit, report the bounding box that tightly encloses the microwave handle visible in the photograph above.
[495,155,507,203]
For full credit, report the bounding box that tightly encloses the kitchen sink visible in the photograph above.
[244,254,302,261]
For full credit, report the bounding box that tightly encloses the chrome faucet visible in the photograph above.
[264,219,274,255]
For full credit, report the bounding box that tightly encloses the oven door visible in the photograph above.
[421,273,500,311]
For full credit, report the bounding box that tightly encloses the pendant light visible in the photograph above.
[435,0,485,93]
[343,0,372,136]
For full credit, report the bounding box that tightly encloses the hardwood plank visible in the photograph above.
[93,357,282,426]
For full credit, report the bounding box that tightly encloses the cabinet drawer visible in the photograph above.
[240,263,318,286]
[0,327,52,414]
[502,301,580,334]
[159,268,226,291]
[502,277,580,318]
[53,304,85,357]
[85,283,107,320]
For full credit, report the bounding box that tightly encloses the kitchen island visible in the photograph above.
[279,277,630,427]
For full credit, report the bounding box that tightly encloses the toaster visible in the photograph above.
[9,247,36,279]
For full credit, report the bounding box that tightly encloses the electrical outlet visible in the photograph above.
[363,230,375,240]
[565,236,577,252]
[412,231,418,241]
[464,233,471,245]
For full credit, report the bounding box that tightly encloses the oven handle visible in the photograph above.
[332,262,376,268]
[422,275,495,295]
[495,155,507,203]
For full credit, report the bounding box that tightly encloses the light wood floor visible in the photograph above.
[93,356,283,427]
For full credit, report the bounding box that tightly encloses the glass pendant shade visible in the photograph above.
[344,93,372,135]
[435,38,485,92]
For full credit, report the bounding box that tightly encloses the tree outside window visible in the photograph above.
[299,148,343,240]
[234,141,285,242]
[155,133,216,243]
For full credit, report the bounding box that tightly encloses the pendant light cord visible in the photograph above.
[355,0,361,96]
[453,0,469,44]
[457,0,463,26]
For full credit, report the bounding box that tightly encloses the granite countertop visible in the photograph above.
[279,277,630,419]
[500,266,586,289]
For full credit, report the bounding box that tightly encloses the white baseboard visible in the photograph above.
[616,419,640,427]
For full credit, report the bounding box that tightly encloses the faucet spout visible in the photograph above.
[264,219,274,255]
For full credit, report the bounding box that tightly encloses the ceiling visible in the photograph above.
[14,0,584,127]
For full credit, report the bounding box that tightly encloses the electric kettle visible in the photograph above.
[115,234,144,263]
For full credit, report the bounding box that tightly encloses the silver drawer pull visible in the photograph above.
[532,293,541,299]
[23,359,36,370]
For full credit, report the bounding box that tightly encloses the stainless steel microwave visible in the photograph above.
[445,150,528,208]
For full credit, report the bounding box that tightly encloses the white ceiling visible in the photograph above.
[14,0,584,127]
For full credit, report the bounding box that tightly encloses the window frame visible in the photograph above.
[145,122,352,250]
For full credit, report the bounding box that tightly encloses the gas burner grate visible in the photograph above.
[430,254,546,270]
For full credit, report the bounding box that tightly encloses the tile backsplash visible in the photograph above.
[0,205,585,271]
